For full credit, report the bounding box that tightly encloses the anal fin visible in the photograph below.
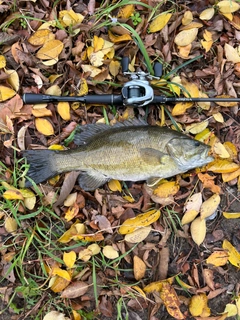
[78,171,109,191]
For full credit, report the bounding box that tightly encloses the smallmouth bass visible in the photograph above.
[24,120,213,190]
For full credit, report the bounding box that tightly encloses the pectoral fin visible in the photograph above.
[78,172,109,191]
[140,148,168,166]
[147,177,162,187]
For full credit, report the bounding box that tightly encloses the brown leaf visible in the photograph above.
[160,282,185,319]
[133,256,146,280]
[61,281,89,298]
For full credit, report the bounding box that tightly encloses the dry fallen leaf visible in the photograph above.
[133,256,146,280]
[149,12,172,33]
[4,217,18,233]
[28,29,54,46]
[61,281,89,298]
[57,102,71,121]
[153,181,180,198]
[102,245,119,259]
[222,239,240,268]
[224,43,240,63]
[190,217,206,246]
[0,86,16,102]
[160,282,185,319]
[199,8,215,20]
[117,4,135,19]
[43,311,70,320]
[50,276,70,293]
[174,28,198,46]
[108,179,122,192]
[63,251,76,269]
[206,251,229,266]
[36,39,64,60]
[189,293,210,317]
[35,118,54,136]
[218,0,240,13]
[124,226,152,243]
[223,212,240,219]
[200,194,221,220]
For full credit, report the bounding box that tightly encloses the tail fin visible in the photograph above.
[23,149,58,187]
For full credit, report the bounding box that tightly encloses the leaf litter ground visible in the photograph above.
[0,0,240,319]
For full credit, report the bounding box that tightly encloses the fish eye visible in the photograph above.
[194,141,200,147]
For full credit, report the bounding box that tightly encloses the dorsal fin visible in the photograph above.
[74,118,148,146]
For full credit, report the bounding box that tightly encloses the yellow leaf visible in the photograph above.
[184,192,202,212]
[36,39,64,60]
[201,38,213,53]
[59,9,84,27]
[93,35,104,52]
[182,79,199,97]
[108,179,122,192]
[223,211,240,219]
[182,10,193,25]
[108,30,132,43]
[198,173,221,194]
[178,44,192,59]
[172,102,193,116]
[197,91,211,110]
[224,43,240,63]
[153,181,180,198]
[223,141,238,160]
[160,282,185,319]
[190,217,206,246]
[3,189,24,200]
[78,78,88,96]
[81,65,102,77]
[207,159,239,173]
[133,256,146,280]
[168,76,181,95]
[65,205,79,222]
[236,294,240,316]
[117,4,135,19]
[35,118,54,136]
[58,221,84,243]
[47,85,62,96]
[222,239,240,268]
[63,251,77,269]
[180,21,203,30]
[42,58,59,66]
[213,141,230,158]
[79,249,92,262]
[88,243,101,255]
[0,55,6,68]
[50,275,70,292]
[189,293,210,317]
[0,86,16,102]
[119,209,161,234]
[57,102,71,120]
[52,266,71,281]
[102,245,119,259]
[223,304,238,317]
[181,210,199,225]
[206,251,229,266]
[218,0,240,13]
[199,8,215,20]
[144,277,174,293]
[174,28,198,46]
[215,95,238,107]
[124,226,152,243]
[64,192,77,207]
[132,286,146,298]
[89,50,104,67]
[28,29,54,46]
[213,112,224,123]
[4,217,18,233]
[195,128,211,142]
[186,121,209,134]
[149,12,172,33]
[72,310,81,320]
[109,60,121,77]
[32,108,52,117]
[200,194,221,220]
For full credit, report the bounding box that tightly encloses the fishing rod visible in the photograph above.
[22,57,240,108]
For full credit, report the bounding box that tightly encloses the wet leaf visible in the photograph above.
[124,226,152,243]
[4,217,18,233]
[206,251,229,266]
[28,29,54,46]
[223,212,240,219]
[199,8,215,20]
[61,281,89,298]
[36,39,64,60]
[0,86,16,102]
[57,102,71,121]
[174,28,198,46]
[189,293,210,317]
[63,251,76,269]
[160,282,185,319]
[222,239,240,268]
[149,12,172,33]
[119,209,161,234]
[102,245,119,259]
[153,181,180,198]
[190,217,206,246]
[35,118,54,136]
[133,256,146,280]
[200,194,221,220]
